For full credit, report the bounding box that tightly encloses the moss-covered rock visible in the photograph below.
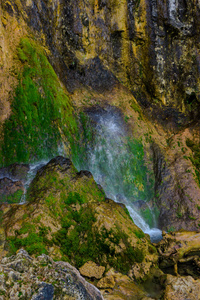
[0,37,78,167]
[0,156,158,278]
[0,178,24,204]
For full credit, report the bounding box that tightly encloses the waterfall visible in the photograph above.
[77,107,162,242]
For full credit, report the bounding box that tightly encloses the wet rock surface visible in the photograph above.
[0,163,30,181]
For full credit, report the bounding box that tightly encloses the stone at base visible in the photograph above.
[79,261,105,279]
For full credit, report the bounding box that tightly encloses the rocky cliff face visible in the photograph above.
[1,2,200,298]
[1,0,200,231]
[2,0,200,119]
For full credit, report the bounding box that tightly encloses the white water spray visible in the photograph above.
[20,160,49,203]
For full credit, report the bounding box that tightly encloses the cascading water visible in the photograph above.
[77,107,162,242]
[20,160,49,203]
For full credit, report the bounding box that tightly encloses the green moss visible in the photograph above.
[189,215,196,220]
[0,190,23,204]
[70,111,96,170]
[176,211,183,218]
[140,207,156,228]
[134,229,145,239]
[167,226,175,233]
[54,203,144,273]
[45,193,60,218]
[62,192,85,205]
[0,37,78,167]
[8,222,51,256]
[130,100,144,120]
[123,207,132,220]
[26,164,105,206]
[186,139,200,186]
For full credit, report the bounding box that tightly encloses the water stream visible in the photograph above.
[20,160,49,203]
[77,107,162,242]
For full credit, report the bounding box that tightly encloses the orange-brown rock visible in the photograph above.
[97,276,115,289]
[79,261,105,279]
[163,275,200,300]
[157,231,200,278]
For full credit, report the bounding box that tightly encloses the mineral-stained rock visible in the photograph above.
[162,274,200,300]
[79,261,105,279]
[2,0,200,117]
[0,249,103,300]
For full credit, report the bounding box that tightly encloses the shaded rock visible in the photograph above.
[152,141,200,231]
[101,268,149,300]
[162,274,200,300]
[0,163,29,181]
[0,177,24,203]
[31,282,54,300]
[79,261,105,279]
[157,231,200,278]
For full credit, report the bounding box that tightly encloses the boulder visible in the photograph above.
[79,261,105,279]
[163,274,200,300]
[100,268,149,299]
[0,250,103,300]
[97,276,115,289]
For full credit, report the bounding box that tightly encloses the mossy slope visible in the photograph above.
[0,38,78,167]
[1,156,157,275]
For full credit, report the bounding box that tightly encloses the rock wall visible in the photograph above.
[1,0,200,232]
[2,0,200,119]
